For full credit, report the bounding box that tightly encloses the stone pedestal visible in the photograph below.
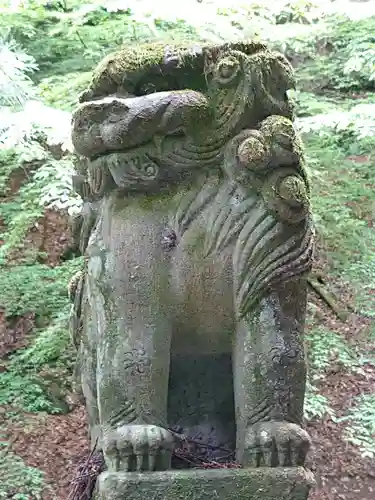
[96,467,315,500]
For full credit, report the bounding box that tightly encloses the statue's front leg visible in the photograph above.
[233,279,311,467]
[223,116,314,468]
[87,200,175,472]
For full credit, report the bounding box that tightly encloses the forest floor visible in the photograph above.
[306,265,375,500]
[0,167,374,500]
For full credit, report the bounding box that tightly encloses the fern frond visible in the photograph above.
[0,36,38,108]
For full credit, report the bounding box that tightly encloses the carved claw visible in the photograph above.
[103,424,175,472]
[243,421,311,468]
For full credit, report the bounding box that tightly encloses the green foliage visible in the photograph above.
[304,381,335,421]
[0,371,63,413]
[0,36,38,107]
[0,137,80,263]
[0,259,82,413]
[0,143,50,264]
[295,16,375,92]
[275,0,318,25]
[294,90,340,117]
[0,186,45,264]
[0,437,45,499]
[0,167,46,262]
[336,395,375,458]
[0,63,82,413]
[1,4,199,80]
[306,327,359,377]
[330,16,375,90]
[0,148,19,191]
[34,155,82,215]
[38,71,92,110]
[14,307,75,371]
[0,258,83,318]
[303,129,375,311]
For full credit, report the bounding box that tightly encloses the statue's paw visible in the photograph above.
[103,424,175,472]
[243,421,311,467]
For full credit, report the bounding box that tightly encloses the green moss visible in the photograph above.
[80,40,268,101]
[260,115,309,190]
[260,115,296,140]
[98,468,314,500]
[278,176,308,207]
[261,169,309,224]
[237,133,268,171]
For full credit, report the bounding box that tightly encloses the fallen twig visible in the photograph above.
[307,275,349,322]
[0,432,20,459]
[68,438,104,500]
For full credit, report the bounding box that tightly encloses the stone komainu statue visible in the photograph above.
[69,41,315,479]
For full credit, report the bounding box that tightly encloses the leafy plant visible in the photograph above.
[0,258,83,318]
[0,36,38,108]
[337,395,375,458]
[304,381,335,421]
[1,3,200,79]
[0,371,63,413]
[0,436,45,499]
[13,306,75,371]
[0,260,82,413]
[344,44,375,84]
[306,327,359,377]
[295,15,375,91]
[275,0,319,25]
[300,123,375,312]
[293,90,339,117]
[297,103,375,140]
[38,70,92,110]
[0,148,19,192]
[0,122,80,262]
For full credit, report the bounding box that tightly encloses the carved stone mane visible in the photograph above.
[69,40,315,500]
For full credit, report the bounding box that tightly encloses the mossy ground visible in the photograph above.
[0,2,375,499]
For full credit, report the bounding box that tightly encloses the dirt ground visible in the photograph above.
[1,206,374,500]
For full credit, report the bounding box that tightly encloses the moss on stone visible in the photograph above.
[261,169,310,224]
[278,175,308,207]
[97,467,315,500]
[260,115,295,141]
[79,40,267,102]
[237,132,268,171]
[259,115,309,190]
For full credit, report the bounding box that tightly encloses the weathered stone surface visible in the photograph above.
[78,41,271,103]
[97,468,315,500]
[69,39,315,496]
